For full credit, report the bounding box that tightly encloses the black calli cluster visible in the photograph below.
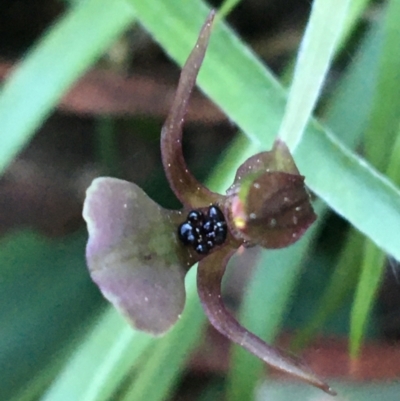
[178,206,227,254]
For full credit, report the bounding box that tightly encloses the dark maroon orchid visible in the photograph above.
[83,11,335,395]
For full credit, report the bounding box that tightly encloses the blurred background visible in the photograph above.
[1,0,400,400]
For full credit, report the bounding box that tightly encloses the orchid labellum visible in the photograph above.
[83,11,335,396]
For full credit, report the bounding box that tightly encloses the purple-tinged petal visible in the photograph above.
[227,171,316,248]
[229,140,300,192]
[225,139,316,248]
[161,10,221,208]
[83,177,198,335]
[196,247,335,395]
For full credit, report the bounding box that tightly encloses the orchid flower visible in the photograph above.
[82,11,335,396]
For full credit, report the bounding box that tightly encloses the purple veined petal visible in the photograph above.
[227,171,316,248]
[225,139,316,248]
[228,140,300,194]
[196,247,336,395]
[83,177,198,335]
[161,10,221,208]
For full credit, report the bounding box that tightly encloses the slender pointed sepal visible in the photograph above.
[196,247,335,395]
[161,10,221,208]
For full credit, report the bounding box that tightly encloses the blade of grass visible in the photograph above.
[349,242,386,360]
[350,129,400,359]
[338,0,372,50]
[350,0,400,359]
[322,18,383,149]
[292,17,384,350]
[363,0,400,170]
[280,0,372,87]
[41,309,152,401]
[0,0,135,175]
[0,230,101,401]
[387,129,400,180]
[277,0,350,150]
[128,0,400,262]
[218,0,242,20]
[292,230,363,351]
[95,117,122,178]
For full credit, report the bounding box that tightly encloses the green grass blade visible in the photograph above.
[277,0,350,149]
[128,0,400,262]
[218,0,242,19]
[387,129,400,181]
[350,0,400,359]
[292,230,363,351]
[0,230,98,401]
[41,309,152,401]
[95,117,122,178]
[349,241,386,359]
[363,0,400,170]
[338,0,372,49]
[323,19,383,148]
[0,0,135,175]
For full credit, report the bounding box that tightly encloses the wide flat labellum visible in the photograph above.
[83,177,193,335]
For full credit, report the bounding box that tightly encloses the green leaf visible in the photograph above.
[0,0,135,175]
[350,0,400,359]
[292,229,363,351]
[218,0,242,19]
[0,230,99,401]
[277,0,350,149]
[41,309,152,401]
[363,0,400,170]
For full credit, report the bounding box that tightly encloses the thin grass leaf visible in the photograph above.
[350,0,400,359]
[218,0,242,20]
[292,18,384,351]
[0,230,98,401]
[95,117,121,178]
[41,309,152,401]
[128,0,400,262]
[387,129,400,181]
[350,133,400,360]
[277,0,350,150]
[0,0,135,175]
[363,0,400,170]
[323,18,384,149]
[338,0,372,49]
[349,242,386,359]
[280,0,372,89]
[292,230,363,351]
